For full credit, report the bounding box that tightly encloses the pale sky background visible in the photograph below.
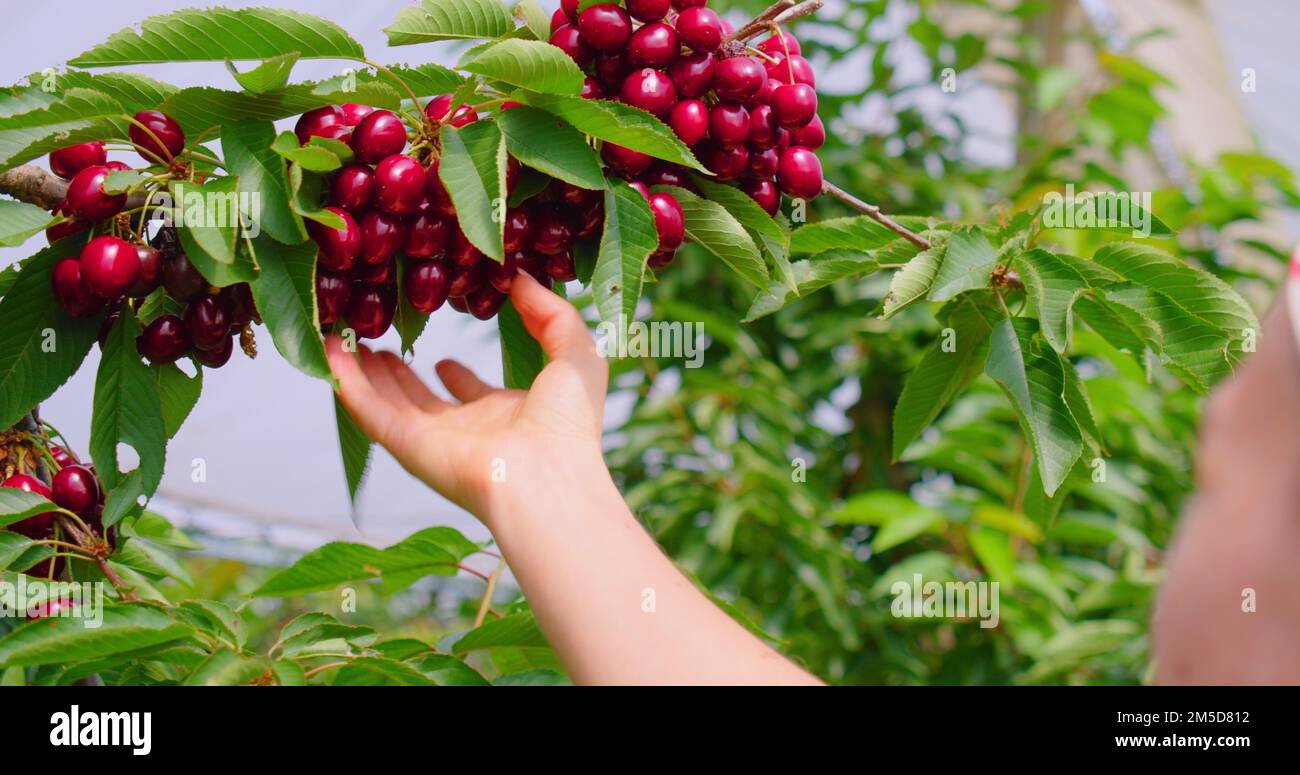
[0,1,1295,567]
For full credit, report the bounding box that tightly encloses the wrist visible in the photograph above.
[479,440,618,533]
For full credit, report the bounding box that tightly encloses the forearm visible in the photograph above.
[485,451,821,685]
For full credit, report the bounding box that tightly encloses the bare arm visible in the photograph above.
[326,271,819,685]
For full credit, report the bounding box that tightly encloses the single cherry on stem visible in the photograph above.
[339,103,374,125]
[80,235,141,299]
[620,68,678,119]
[504,208,533,253]
[127,244,162,298]
[358,209,407,266]
[51,465,99,516]
[602,142,654,177]
[137,314,190,364]
[2,474,53,540]
[676,7,724,52]
[669,51,717,98]
[627,22,679,69]
[742,177,781,215]
[49,142,106,179]
[714,56,768,102]
[65,165,126,221]
[550,23,594,67]
[404,260,450,314]
[748,104,782,149]
[194,334,234,368]
[184,296,230,350]
[531,211,576,255]
[789,115,825,150]
[709,101,751,148]
[647,192,685,251]
[467,286,507,320]
[130,110,185,161]
[219,283,255,330]
[578,4,633,52]
[315,271,351,325]
[330,164,375,211]
[777,146,824,200]
[758,31,801,57]
[749,146,779,178]
[51,258,105,319]
[373,154,425,215]
[425,94,479,127]
[296,105,347,145]
[595,52,632,91]
[309,206,362,271]
[345,285,397,340]
[349,110,407,164]
[670,99,709,146]
[404,209,449,259]
[770,83,818,129]
[161,248,208,302]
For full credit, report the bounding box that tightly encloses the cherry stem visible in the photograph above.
[821,180,933,250]
[302,661,349,680]
[473,557,507,628]
[120,115,174,166]
[96,558,138,602]
[456,563,491,582]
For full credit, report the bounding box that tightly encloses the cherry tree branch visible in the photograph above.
[822,181,933,250]
[0,164,69,210]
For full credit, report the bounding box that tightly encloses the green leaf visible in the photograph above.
[789,216,900,255]
[1101,284,1230,392]
[154,362,201,438]
[743,248,882,322]
[288,160,345,230]
[879,244,945,319]
[1061,357,1103,450]
[984,317,1084,496]
[102,170,149,195]
[0,241,102,430]
[0,603,191,668]
[70,8,364,66]
[114,536,194,586]
[453,612,549,653]
[592,181,659,325]
[659,186,768,289]
[184,649,269,686]
[394,258,431,356]
[386,0,515,44]
[872,500,946,552]
[498,299,546,389]
[221,121,306,244]
[497,106,606,190]
[517,91,707,172]
[333,657,437,686]
[250,237,331,381]
[272,660,307,686]
[689,175,789,246]
[171,177,257,285]
[101,470,145,529]
[462,38,584,95]
[177,600,245,650]
[271,130,344,172]
[90,306,166,496]
[0,88,127,170]
[409,653,492,685]
[0,200,55,246]
[439,121,506,261]
[7,71,179,120]
[928,226,998,301]
[157,81,402,139]
[514,0,552,39]
[334,394,373,505]
[892,298,995,459]
[1015,249,1093,353]
[226,53,300,94]
[0,489,56,530]
[276,612,375,657]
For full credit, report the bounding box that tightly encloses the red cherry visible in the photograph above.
[748,104,782,149]
[130,110,185,160]
[161,248,208,302]
[50,142,106,179]
[316,123,352,144]
[620,68,677,118]
[628,0,671,22]
[576,200,605,239]
[183,296,230,350]
[359,209,407,266]
[373,155,424,215]
[339,103,374,125]
[357,257,397,286]
[79,235,140,299]
[709,101,750,147]
[628,181,650,199]
[45,200,90,245]
[770,83,818,129]
[219,283,255,330]
[516,252,550,284]
[706,143,749,180]
[550,23,594,67]
[561,0,579,17]
[670,99,709,145]
[648,248,676,268]
[296,105,346,145]
[424,159,456,217]
[742,178,780,215]
[506,157,521,193]
[349,110,407,164]
[345,285,397,339]
[643,165,690,189]
[488,252,521,293]
[668,51,716,97]
[550,177,602,207]
[627,23,679,69]
[137,314,189,364]
[581,76,605,100]
[126,244,162,298]
[330,164,375,211]
[405,260,450,314]
[545,251,577,281]
[647,192,685,251]
[2,474,54,540]
[578,4,633,52]
[504,208,533,253]
[448,295,469,313]
[595,52,632,91]
[714,56,767,102]
[51,465,99,515]
[65,165,126,220]
[404,209,449,259]
[672,0,707,8]
[425,94,479,128]
[26,596,78,619]
[104,160,132,172]
[309,206,362,271]
[50,445,77,468]
[467,286,507,320]
[602,142,654,176]
[194,334,234,368]
[449,225,483,267]
[757,31,801,57]
[767,53,816,86]
[749,146,779,177]
[777,146,823,200]
[316,271,351,325]
[752,77,779,106]
[551,7,570,33]
[789,115,825,150]
[448,260,489,297]
[531,210,575,255]
[51,258,105,318]
[676,7,724,52]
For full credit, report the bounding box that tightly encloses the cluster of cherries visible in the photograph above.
[2,435,112,581]
[45,110,255,369]
[549,0,825,212]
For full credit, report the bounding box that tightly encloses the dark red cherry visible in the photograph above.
[767,53,816,86]
[193,334,234,368]
[219,283,255,330]
[350,110,407,164]
[130,110,185,160]
[550,23,594,67]
[45,200,90,245]
[467,286,507,320]
[676,7,724,52]
[315,271,351,325]
[448,295,469,313]
[748,104,782,149]
[50,445,77,468]
[65,165,126,220]
[296,105,346,145]
[183,296,230,350]
[757,31,801,57]
[531,211,575,255]
[97,307,121,349]
[316,123,352,144]
[714,56,767,102]
[339,103,375,125]
[752,76,779,106]
[643,165,689,189]
[749,146,779,177]
[620,68,677,118]
[581,76,605,100]
[137,314,189,364]
[357,257,396,286]
[575,201,605,239]
[777,146,823,200]
[789,115,825,150]
[669,51,716,97]
[162,248,208,302]
[545,250,577,282]
[672,0,707,8]
[448,260,489,297]
[561,0,579,17]
[503,208,533,253]
[359,209,407,266]
[50,142,106,179]
[488,252,520,293]
[127,244,162,297]
[648,248,676,268]
[2,474,53,540]
[706,143,749,180]
[627,23,679,69]
[404,209,449,259]
[595,52,632,91]
[345,285,397,339]
[578,4,633,52]
[602,142,653,176]
[424,159,457,217]
[627,0,671,22]
[742,177,780,215]
[771,83,818,129]
[424,94,479,127]
[449,225,483,267]
[506,156,520,193]
[647,192,685,251]
[404,260,450,314]
[628,181,650,199]
[79,235,141,299]
[309,206,362,271]
[373,154,425,215]
[670,99,709,145]
[51,258,105,318]
[103,160,132,172]
[51,465,98,516]
[516,252,549,284]
[709,101,750,147]
[551,7,570,33]
[330,164,375,211]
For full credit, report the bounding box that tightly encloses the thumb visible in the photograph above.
[510,270,600,365]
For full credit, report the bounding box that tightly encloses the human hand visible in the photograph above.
[325,271,609,523]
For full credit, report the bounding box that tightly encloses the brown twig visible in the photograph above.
[726,0,824,45]
[0,163,147,211]
[821,180,933,251]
